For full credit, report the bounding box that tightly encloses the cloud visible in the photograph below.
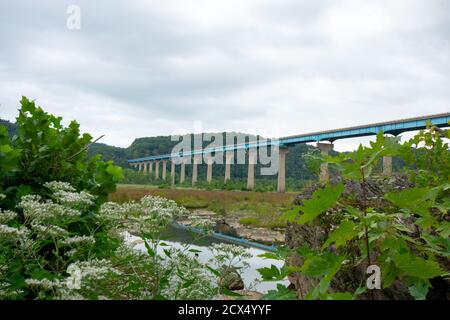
[0,0,448,150]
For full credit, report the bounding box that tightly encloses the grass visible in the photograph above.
[110,184,296,229]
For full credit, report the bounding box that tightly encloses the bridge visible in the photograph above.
[128,112,450,192]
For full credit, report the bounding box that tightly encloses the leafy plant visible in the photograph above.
[258,127,449,300]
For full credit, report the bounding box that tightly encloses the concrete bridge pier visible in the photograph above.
[277,147,289,193]
[383,156,393,176]
[247,150,256,190]
[142,162,148,174]
[206,158,213,183]
[317,142,334,182]
[171,161,175,187]
[224,153,233,183]
[162,160,167,180]
[192,156,200,186]
[180,160,186,184]
[148,161,153,176]
[154,161,159,179]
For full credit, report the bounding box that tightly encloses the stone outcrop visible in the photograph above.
[218,266,244,290]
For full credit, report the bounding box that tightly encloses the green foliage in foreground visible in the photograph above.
[257,125,450,300]
[0,97,123,210]
[0,183,251,299]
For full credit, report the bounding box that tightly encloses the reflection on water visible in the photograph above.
[124,226,289,293]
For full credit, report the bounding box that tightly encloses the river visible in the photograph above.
[123,226,289,294]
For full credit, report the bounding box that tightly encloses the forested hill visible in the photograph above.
[1,119,317,180]
[0,119,18,137]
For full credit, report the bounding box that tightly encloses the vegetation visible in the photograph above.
[0,97,123,210]
[1,96,448,300]
[110,184,294,229]
[256,126,450,300]
[0,97,258,300]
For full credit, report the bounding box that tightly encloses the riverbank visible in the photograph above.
[109,184,294,243]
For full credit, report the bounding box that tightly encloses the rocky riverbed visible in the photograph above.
[177,209,285,245]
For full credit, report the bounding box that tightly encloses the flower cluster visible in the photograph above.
[210,243,252,269]
[100,195,189,236]
[0,209,17,224]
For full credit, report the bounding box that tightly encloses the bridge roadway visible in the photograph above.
[128,112,450,192]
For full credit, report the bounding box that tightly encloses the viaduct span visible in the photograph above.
[128,113,450,192]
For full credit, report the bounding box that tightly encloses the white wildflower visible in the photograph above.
[0,224,30,241]
[54,288,86,300]
[31,222,69,238]
[66,259,121,285]
[44,181,76,192]
[53,190,95,207]
[0,210,17,224]
[25,278,63,290]
[19,196,80,222]
[60,235,95,246]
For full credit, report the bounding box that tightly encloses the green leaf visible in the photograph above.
[408,278,430,300]
[262,284,297,300]
[321,292,353,300]
[286,183,344,225]
[322,220,359,249]
[392,253,445,280]
[257,264,286,281]
[206,265,221,277]
[436,221,450,238]
[300,252,344,277]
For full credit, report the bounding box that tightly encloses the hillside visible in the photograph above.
[1,118,316,180]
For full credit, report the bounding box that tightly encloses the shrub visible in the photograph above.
[0,97,123,210]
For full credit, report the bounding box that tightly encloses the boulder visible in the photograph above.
[214,219,239,237]
[218,266,245,291]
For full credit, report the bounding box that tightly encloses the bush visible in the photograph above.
[0,97,123,210]
[260,126,450,300]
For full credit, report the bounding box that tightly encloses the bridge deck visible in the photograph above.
[128,112,450,163]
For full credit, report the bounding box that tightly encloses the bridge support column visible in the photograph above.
[180,160,186,184]
[171,161,175,187]
[148,161,153,176]
[383,156,392,176]
[162,161,167,180]
[192,156,200,186]
[142,162,148,174]
[247,150,256,190]
[224,153,233,183]
[277,147,289,193]
[317,142,334,182]
[206,158,213,183]
[155,161,159,179]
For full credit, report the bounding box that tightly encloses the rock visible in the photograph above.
[214,219,239,237]
[218,290,263,300]
[218,266,244,291]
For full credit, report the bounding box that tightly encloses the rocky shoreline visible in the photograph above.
[177,209,285,245]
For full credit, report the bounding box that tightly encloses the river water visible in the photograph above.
[123,227,288,293]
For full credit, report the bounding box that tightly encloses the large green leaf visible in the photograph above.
[322,220,359,249]
[392,252,445,279]
[285,183,344,225]
[262,284,297,300]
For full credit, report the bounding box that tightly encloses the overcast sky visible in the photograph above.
[0,0,449,150]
